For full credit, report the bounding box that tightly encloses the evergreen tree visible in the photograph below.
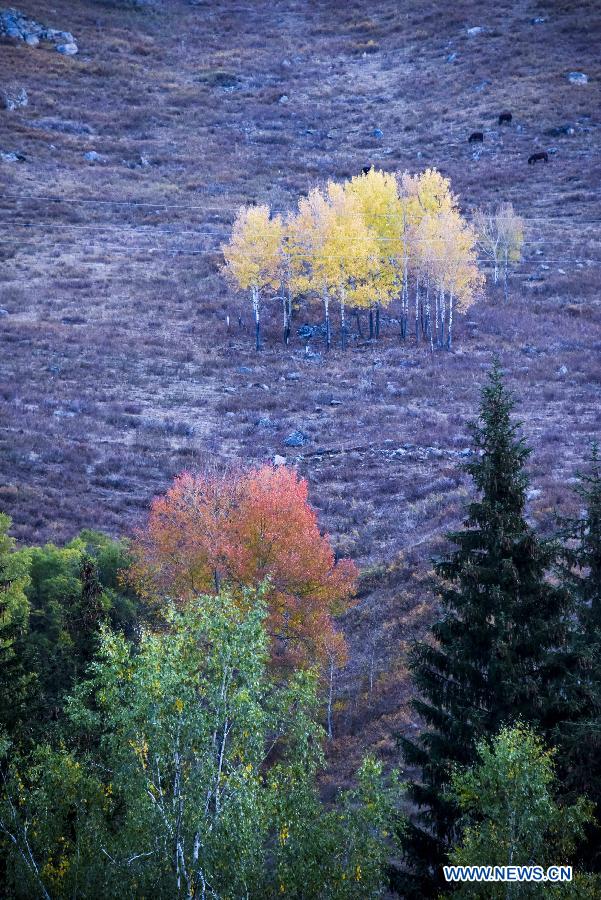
[556,445,601,870]
[396,364,574,898]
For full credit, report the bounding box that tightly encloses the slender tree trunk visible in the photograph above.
[375,302,380,339]
[340,289,346,350]
[286,290,293,341]
[415,274,420,341]
[369,306,374,339]
[426,282,433,353]
[282,295,289,346]
[323,291,331,351]
[251,286,260,351]
[355,310,363,338]
[447,291,454,350]
[503,248,509,302]
[327,658,335,740]
[439,286,446,348]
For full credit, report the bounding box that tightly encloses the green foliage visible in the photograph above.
[1,589,402,898]
[0,514,32,741]
[22,531,137,741]
[399,364,575,897]
[447,723,598,898]
[270,754,404,898]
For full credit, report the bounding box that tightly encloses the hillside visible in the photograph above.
[1,0,601,782]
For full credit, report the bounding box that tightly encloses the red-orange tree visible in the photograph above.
[130,466,358,668]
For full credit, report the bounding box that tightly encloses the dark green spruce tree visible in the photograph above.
[396,364,575,898]
[555,444,601,871]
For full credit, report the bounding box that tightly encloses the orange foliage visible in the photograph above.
[130,466,358,668]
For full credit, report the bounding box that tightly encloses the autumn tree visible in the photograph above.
[288,182,381,350]
[400,169,482,350]
[130,465,358,668]
[221,204,283,350]
[474,202,524,301]
[345,167,404,340]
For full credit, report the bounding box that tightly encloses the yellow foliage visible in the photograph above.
[222,204,283,293]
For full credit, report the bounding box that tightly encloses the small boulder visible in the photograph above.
[56,42,77,55]
[284,429,309,448]
[84,150,103,163]
[0,150,25,162]
[558,364,568,376]
[372,127,384,139]
[2,87,28,110]
[273,454,286,466]
[567,72,588,84]
[0,308,9,317]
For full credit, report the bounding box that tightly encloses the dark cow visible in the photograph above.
[498,111,512,124]
[362,165,373,175]
[528,151,549,164]
[468,131,484,143]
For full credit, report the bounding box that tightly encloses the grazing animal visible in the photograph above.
[528,151,549,164]
[468,131,484,143]
[362,165,372,175]
[498,111,512,124]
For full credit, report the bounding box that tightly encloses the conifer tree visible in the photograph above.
[396,364,574,898]
[555,444,601,870]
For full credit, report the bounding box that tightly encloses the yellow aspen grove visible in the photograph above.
[289,183,380,350]
[399,169,455,344]
[221,204,283,351]
[345,168,404,339]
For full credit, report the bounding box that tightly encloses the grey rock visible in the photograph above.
[567,72,588,84]
[84,150,103,162]
[35,117,93,135]
[273,454,286,466]
[0,8,77,51]
[56,42,77,55]
[2,87,27,110]
[531,16,547,24]
[285,371,301,381]
[372,127,384,138]
[467,26,485,36]
[558,364,568,376]
[256,416,275,429]
[0,150,25,162]
[0,308,8,316]
[447,52,457,62]
[278,94,289,104]
[237,365,253,374]
[527,488,541,501]
[284,429,309,448]
[458,448,472,457]
[545,124,575,137]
